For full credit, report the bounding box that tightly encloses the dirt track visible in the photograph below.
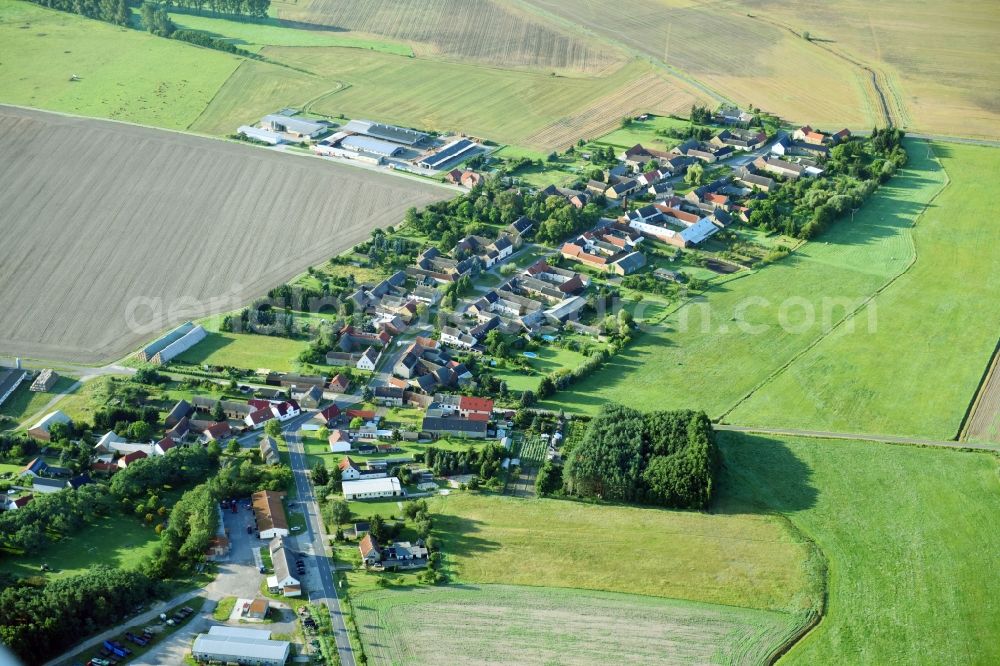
[0,106,444,364]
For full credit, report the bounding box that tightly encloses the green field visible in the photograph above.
[540,140,948,419]
[0,375,77,426]
[174,331,308,372]
[424,492,818,613]
[0,1,241,128]
[717,431,1000,664]
[490,344,590,393]
[352,584,805,666]
[729,143,1000,438]
[153,9,412,54]
[0,510,161,579]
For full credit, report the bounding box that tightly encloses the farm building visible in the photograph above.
[0,368,26,407]
[27,410,71,441]
[343,119,428,146]
[192,626,290,666]
[30,477,67,494]
[260,113,327,139]
[421,415,488,439]
[342,477,402,501]
[135,322,206,365]
[237,125,285,145]
[419,138,478,170]
[340,135,404,158]
[29,369,58,392]
[252,490,289,539]
[246,598,269,620]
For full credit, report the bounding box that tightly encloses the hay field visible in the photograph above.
[425,493,819,613]
[965,349,1000,443]
[540,140,947,420]
[215,49,702,150]
[353,585,805,666]
[522,0,872,129]
[0,106,444,364]
[743,0,1000,140]
[718,431,1000,663]
[0,1,242,129]
[271,0,625,73]
[729,143,1000,439]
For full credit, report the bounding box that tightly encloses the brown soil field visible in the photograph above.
[272,0,625,74]
[964,346,1000,443]
[0,105,445,365]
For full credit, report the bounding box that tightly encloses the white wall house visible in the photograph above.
[342,477,402,501]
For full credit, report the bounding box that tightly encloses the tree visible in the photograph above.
[264,419,282,439]
[317,426,330,441]
[127,421,151,441]
[324,500,351,527]
[226,440,241,455]
[369,514,387,543]
[211,401,225,423]
[312,461,330,487]
[684,163,705,186]
[349,417,364,430]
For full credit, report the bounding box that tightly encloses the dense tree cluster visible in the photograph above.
[748,132,908,239]
[25,0,128,24]
[0,485,115,554]
[0,566,158,662]
[109,446,214,500]
[170,0,270,18]
[424,443,506,482]
[563,404,716,509]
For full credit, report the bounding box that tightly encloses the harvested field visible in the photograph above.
[964,346,1000,443]
[0,106,444,364]
[522,71,700,149]
[353,585,806,666]
[523,0,871,129]
[272,0,625,73]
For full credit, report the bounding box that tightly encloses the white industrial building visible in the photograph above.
[192,626,290,665]
[342,476,402,501]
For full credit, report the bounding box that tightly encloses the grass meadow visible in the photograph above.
[0,1,241,128]
[352,584,805,666]
[0,375,77,426]
[174,331,308,372]
[717,431,1000,664]
[539,140,948,425]
[424,492,820,613]
[729,143,1000,438]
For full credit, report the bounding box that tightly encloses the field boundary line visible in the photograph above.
[715,425,1000,454]
[718,140,949,425]
[958,336,1000,442]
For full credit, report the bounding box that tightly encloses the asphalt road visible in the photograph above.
[715,424,1000,452]
[282,413,358,666]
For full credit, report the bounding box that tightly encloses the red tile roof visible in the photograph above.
[346,409,375,420]
[459,396,494,414]
[247,408,273,426]
[120,450,148,466]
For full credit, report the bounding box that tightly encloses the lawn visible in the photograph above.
[0,1,241,129]
[540,139,948,419]
[174,331,309,373]
[490,344,590,393]
[424,492,819,614]
[0,510,161,580]
[716,431,1000,664]
[729,142,1000,439]
[594,114,694,150]
[0,375,77,426]
[352,584,805,666]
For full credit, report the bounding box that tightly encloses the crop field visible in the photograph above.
[206,49,693,150]
[540,140,946,419]
[743,0,1000,140]
[522,0,872,130]
[729,143,1000,439]
[965,348,1000,443]
[424,493,820,613]
[271,0,625,73]
[0,1,242,129]
[717,431,1000,664]
[0,106,444,364]
[353,585,805,666]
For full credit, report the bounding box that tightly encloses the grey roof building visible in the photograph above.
[192,625,290,665]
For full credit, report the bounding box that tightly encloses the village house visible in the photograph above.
[711,128,767,151]
[374,386,405,407]
[27,411,71,441]
[339,456,362,481]
[754,155,806,180]
[314,404,342,428]
[328,430,351,453]
[259,435,281,465]
[359,534,428,571]
[267,536,301,597]
[29,477,66,495]
[445,168,483,188]
[117,450,147,469]
[252,490,289,539]
[507,215,534,240]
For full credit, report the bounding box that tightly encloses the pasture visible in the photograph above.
[717,431,1000,664]
[174,331,307,373]
[270,0,625,74]
[352,584,805,666]
[0,106,444,364]
[0,1,241,129]
[540,140,947,420]
[424,493,820,613]
[730,143,1000,439]
[198,49,699,150]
